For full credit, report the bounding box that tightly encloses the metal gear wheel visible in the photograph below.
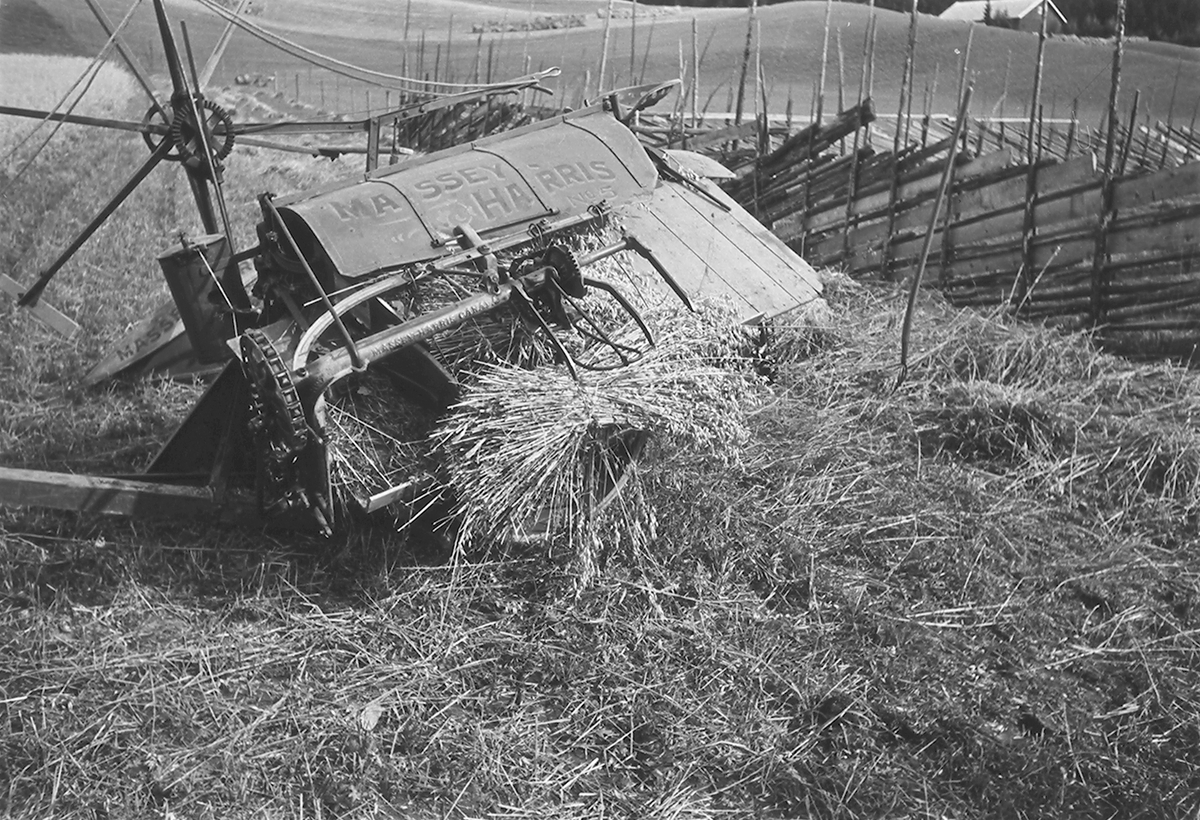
[542,245,585,298]
[241,329,311,515]
[241,328,308,458]
[170,97,236,171]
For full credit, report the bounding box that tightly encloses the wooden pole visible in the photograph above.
[630,0,638,87]
[863,5,878,149]
[1118,90,1140,176]
[735,0,756,127]
[883,0,920,280]
[520,0,536,71]
[897,83,973,388]
[998,50,1011,152]
[1089,0,1126,328]
[1066,97,1078,157]
[799,81,817,255]
[836,29,846,153]
[759,60,770,154]
[939,25,974,286]
[558,24,570,109]
[445,15,455,85]
[897,0,919,149]
[401,0,413,81]
[597,0,615,97]
[1025,1,1048,166]
[816,0,833,126]
[691,18,700,128]
[921,79,932,147]
[1187,99,1200,163]
[754,20,764,157]
[415,29,426,94]
[1160,62,1183,167]
[842,0,878,263]
[433,42,442,95]
[639,15,656,85]
[1015,0,1050,305]
[471,32,484,84]
[674,38,686,146]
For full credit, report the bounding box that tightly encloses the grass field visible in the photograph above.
[16,0,1200,130]
[4,48,1200,819]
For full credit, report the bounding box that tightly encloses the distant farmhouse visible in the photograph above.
[939,0,1068,34]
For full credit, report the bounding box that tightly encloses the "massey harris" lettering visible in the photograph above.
[324,159,620,224]
[328,191,410,222]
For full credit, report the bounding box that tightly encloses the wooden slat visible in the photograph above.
[1108,212,1200,258]
[692,177,825,302]
[0,274,80,337]
[618,182,822,321]
[0,466,256,521]
[81,299,187,386]
[1113,162,1200,210]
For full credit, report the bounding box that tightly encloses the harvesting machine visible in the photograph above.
[0,0,822,535]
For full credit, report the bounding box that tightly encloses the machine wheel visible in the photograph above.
[171,98,236,173]
[241,329,312,515]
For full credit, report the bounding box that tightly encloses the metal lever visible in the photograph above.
[576,235,695,312]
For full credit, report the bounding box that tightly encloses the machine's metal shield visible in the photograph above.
[277,109,656,280]
[278,104,823,322]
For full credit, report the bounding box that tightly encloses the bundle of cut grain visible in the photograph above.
[433,299,764,570]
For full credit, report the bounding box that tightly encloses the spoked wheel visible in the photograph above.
[171,98,235,174]
[140,105,181,159]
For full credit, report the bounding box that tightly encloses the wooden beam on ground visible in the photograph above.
[0,466,258,522]
[0,274,80,337]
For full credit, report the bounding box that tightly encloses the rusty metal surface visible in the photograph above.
[279,108,656,279]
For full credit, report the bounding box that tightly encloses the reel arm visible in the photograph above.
[18,139,175,307]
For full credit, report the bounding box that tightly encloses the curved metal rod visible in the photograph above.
[290,273,412,371]
[262,197,365,371]
[510,282,578,381]
[581,277,654,348]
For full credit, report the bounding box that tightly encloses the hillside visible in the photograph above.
[4,54,1200,820]
[13,0,1200,129]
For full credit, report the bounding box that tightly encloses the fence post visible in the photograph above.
[939,25,974,287]
[841,1,879,268]
[735,0,757,129]
[1015,0,1049,308]
[597,0,615,97]
[1089,0,1126,329]
[1118,90,1140,177]
[1065,98,1078,158]
[366,116,379,173]
[881,0,919,281]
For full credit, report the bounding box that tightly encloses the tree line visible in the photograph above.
[635,0,1200,47]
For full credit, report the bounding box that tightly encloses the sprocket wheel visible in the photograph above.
[241,329,308,457]
[542,245,585,298]
[241,329,310,514]
[171,97,236,173]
